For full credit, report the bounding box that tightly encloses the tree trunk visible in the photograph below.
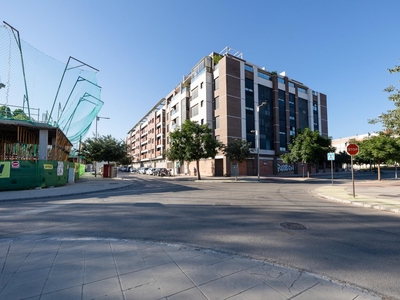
[235,160,238,181]
[196,160,201,180]
[377,161,381,181]
[307,163,311,178]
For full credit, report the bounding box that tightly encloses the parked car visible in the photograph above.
[152,168,161,176]
[157,168,171,177]
[129,167,137,173]
[119,166,128,172]
[146,168,154,175]
[139,167,148,174]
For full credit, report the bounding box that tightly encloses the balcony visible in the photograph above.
[170,109,179,117]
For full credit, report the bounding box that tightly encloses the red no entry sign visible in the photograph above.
[347,143,359,156]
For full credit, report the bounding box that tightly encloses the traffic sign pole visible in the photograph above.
[351,155,355,198]
[346,143,359,198]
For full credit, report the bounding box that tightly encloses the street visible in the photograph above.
[1,176,399,299]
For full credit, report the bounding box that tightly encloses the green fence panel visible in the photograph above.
[79,164,85,176]
[0,160,77,191]
[37,161,69,187]
[0,161,39,191]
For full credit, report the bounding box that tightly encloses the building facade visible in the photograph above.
[127,48,328,176]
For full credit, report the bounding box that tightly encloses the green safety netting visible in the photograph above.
[0,23,102,148]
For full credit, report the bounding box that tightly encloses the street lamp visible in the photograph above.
[94,116,110,177]
[254,101,266,181]
[95,116,110,139]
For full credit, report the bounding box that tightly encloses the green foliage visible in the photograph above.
[280,128,332,177]
[118,155,132,166]
[81,135,128,166]
[0,105,12,118]
[13,109,29,120]
[368,61,400,135]
[223,139,252,163]
[335,150,351,166]
[213,53,223,65]
[165,128,186,167]
[356,132,400,180]
[223,139,252,179]
[166,120,223,179]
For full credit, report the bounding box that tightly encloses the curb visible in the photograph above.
[316,192,400,214]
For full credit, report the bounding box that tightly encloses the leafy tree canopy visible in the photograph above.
[13,109,29,120]
[223,139,252,163]
[81,135,128,166]
[223,138,252,180]
[166,119,223,179]
[0,105,12,118]
[280,128,332,177]
[369,62,400,135]
[354,133,400,180]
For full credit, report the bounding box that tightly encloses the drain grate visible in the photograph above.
[280,222,307,230]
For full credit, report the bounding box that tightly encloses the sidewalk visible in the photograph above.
[0,173,134,202]
[314,181,400,214]
[0,173,397,299]
[0,238,382,300]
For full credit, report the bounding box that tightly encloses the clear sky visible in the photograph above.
[2,0,400,142]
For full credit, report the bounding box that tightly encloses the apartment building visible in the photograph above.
[127,47,328,176]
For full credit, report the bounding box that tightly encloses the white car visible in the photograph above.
[146,168,154,175]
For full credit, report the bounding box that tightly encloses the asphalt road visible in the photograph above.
[1,176,399,299]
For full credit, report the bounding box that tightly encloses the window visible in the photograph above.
[201,119,204,125]
[289,93,296,136]
[298,98,309,129]
[214,77,219,90]
[258,84,273,150]
[191,104,199,117]
[279,90,287,150]
[313,102,319,131]
[278,77,285,84]
[192,87,198,99]
[245,64,253,72]
[257,71,270,80]
[213,96,219,110]
[289,82,295,87]
[215,116,220,129]
[298,87,307,93]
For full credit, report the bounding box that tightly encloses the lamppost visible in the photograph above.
[253,101,266,181]
[94,116,110,177]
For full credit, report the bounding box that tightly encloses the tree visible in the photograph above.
[335,150,351,171]
[101,135,128,166]
[117,155,132,166]
[13,109,29,120]
[369,62,400,134]
[0,105,12,119]
[280,128,332,178]
[356,132,400,181]
[166,120,223,180]
[81,135,128,177]
[165,129,186,173]
[223,139,252,180]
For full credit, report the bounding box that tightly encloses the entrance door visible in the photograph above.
[214,159,223,176]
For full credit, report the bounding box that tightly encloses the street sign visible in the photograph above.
[327,152,335,161]
[346,143,359,156]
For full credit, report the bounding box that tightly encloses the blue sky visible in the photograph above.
[2,0,400,142]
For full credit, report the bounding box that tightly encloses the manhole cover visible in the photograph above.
[280,222,307,230]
